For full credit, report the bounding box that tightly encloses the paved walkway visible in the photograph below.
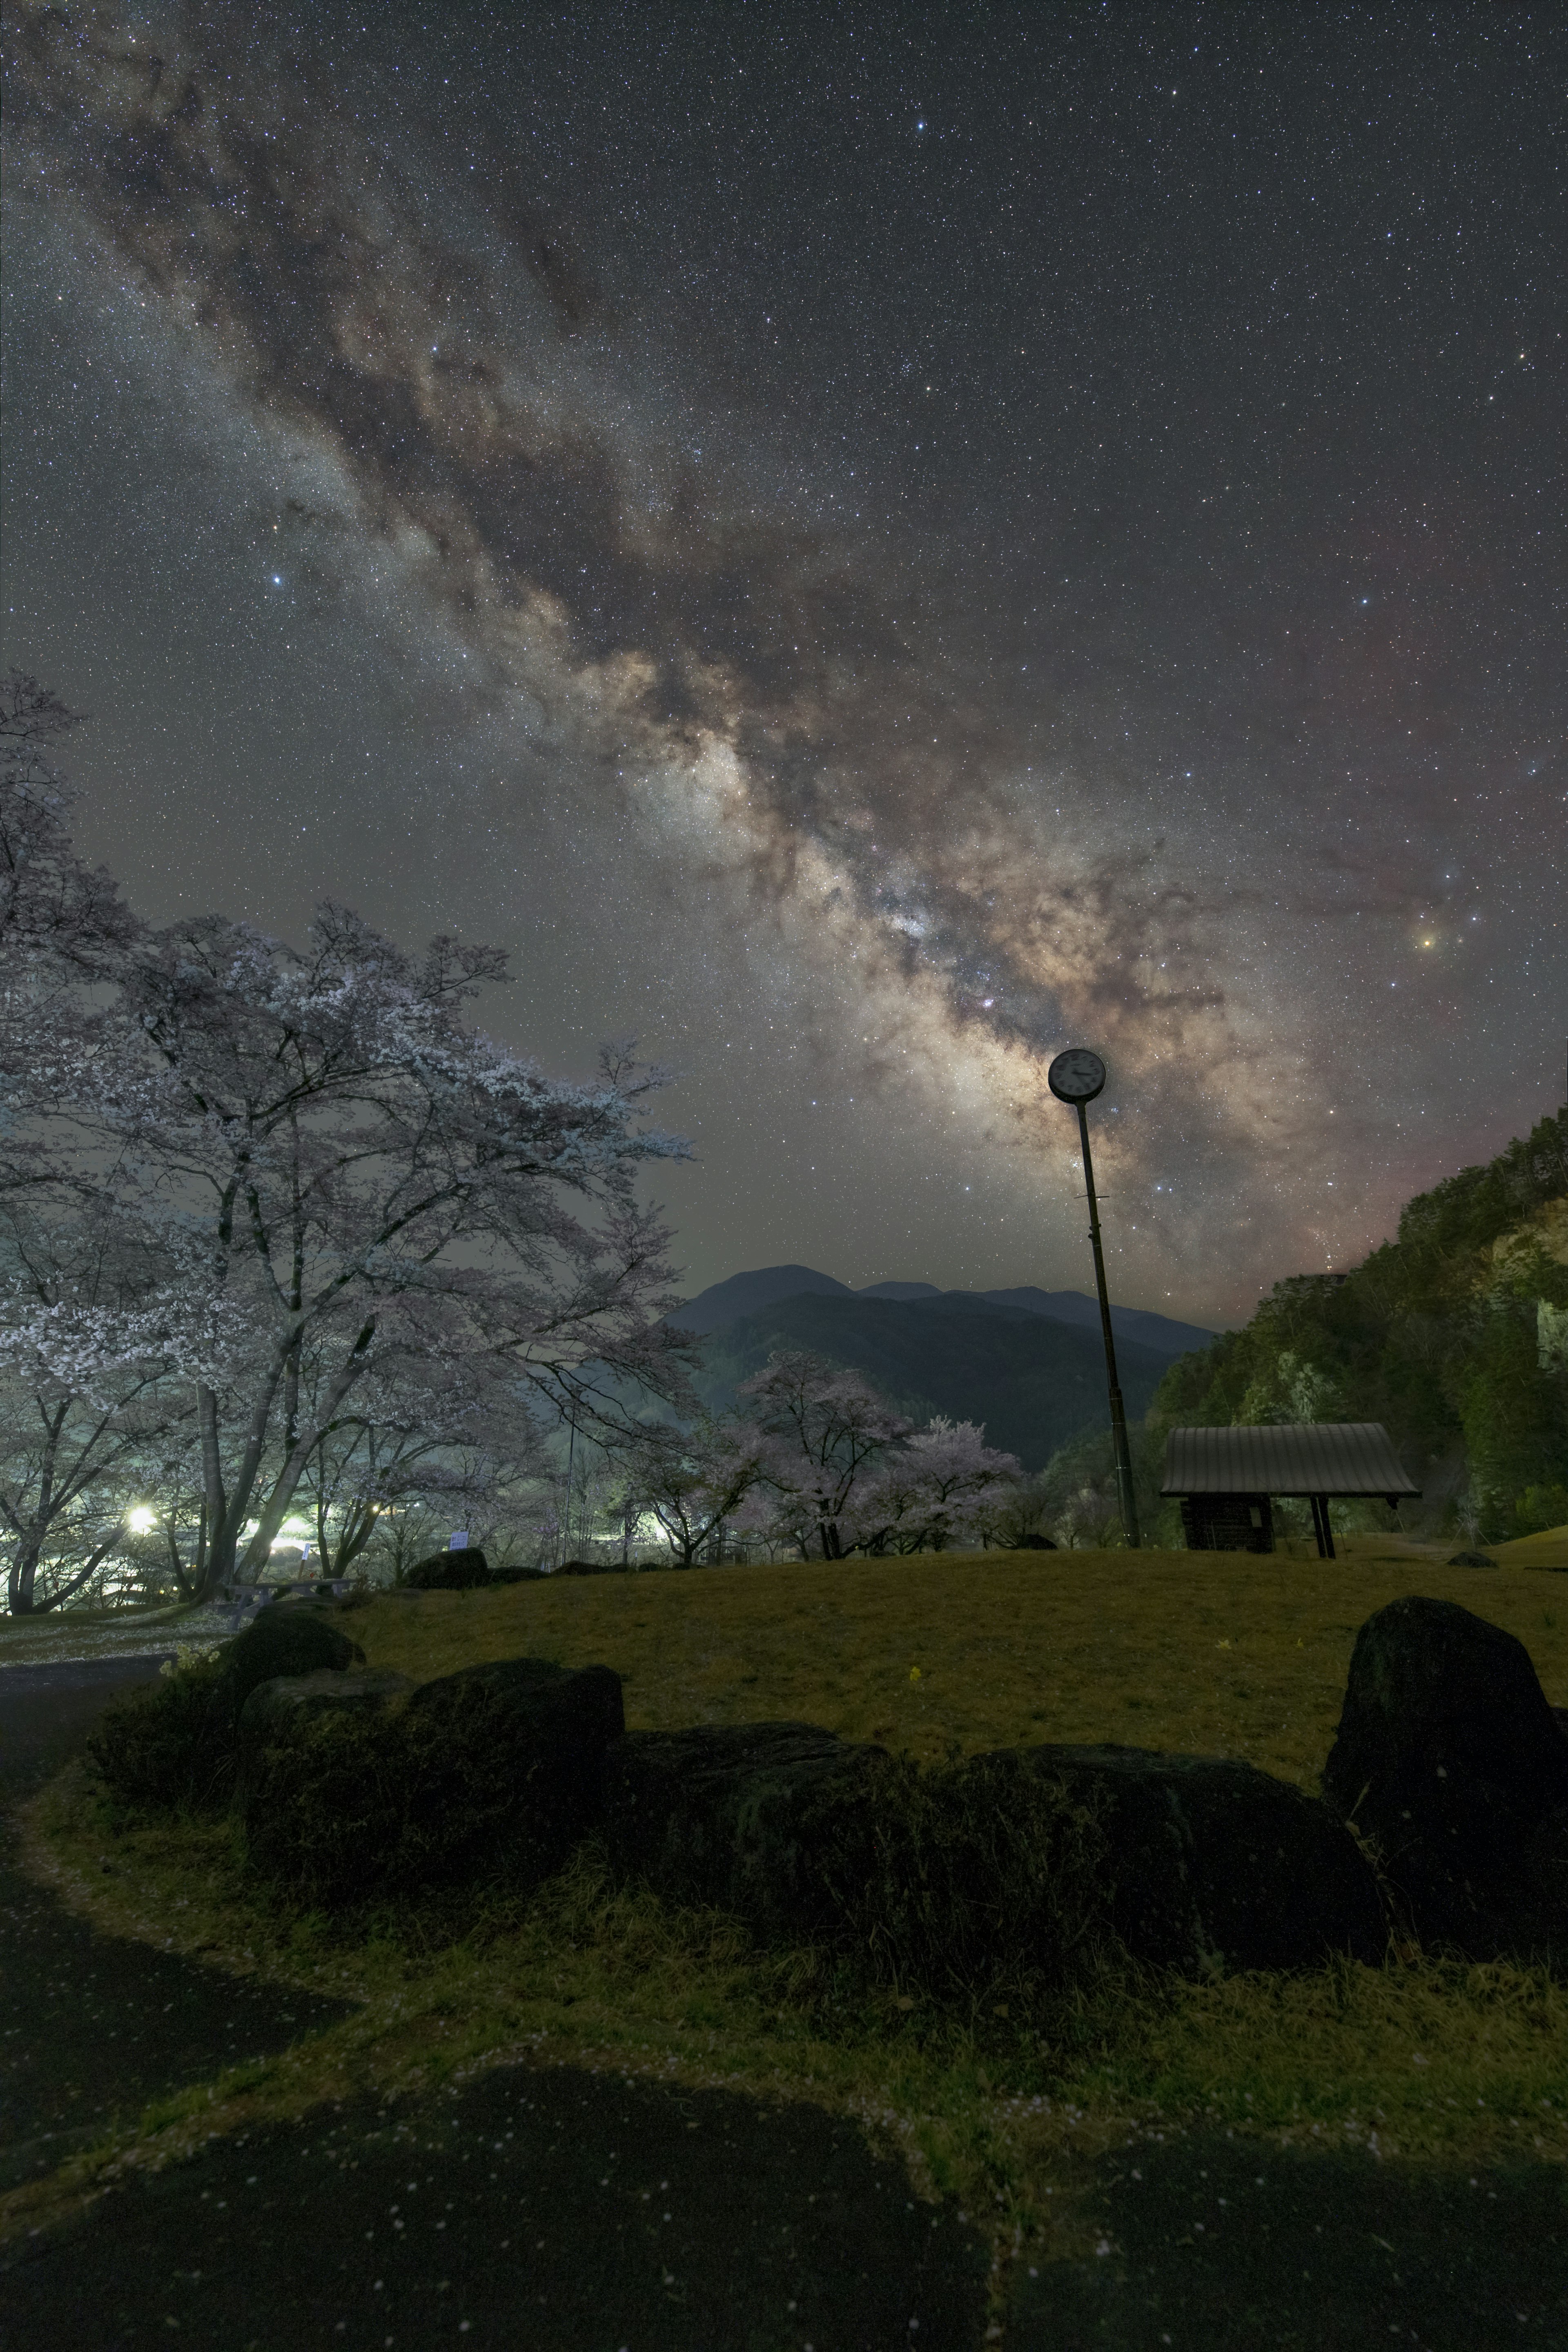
[0,1663,1563,2349]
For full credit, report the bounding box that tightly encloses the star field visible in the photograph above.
[2,2,1564,1321]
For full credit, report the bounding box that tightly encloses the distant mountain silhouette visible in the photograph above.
[688,1290,1171,1472]
[669,1264,1213,1358]
[665,1264,852,1336]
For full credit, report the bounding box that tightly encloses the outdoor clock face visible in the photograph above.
[1047,1047,1107,1104]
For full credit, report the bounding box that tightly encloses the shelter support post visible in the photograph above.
[1309,1494,1336,1560]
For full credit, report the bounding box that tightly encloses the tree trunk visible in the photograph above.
[7,1532,44,1615]
[7,1523,125,1615]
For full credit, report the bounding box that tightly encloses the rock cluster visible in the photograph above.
[96,1588,1567,1977]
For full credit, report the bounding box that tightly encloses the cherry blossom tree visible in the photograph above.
[619,1415,764,1568]
[0,674,139,1209]
[739,1351,910,1559]
[0,695,697,1607]
[82,909,697,1598]
[0,674,132,989]
[289,1332,549,1580]
[0,1201,188,1613]
[850,1417,1020,1555]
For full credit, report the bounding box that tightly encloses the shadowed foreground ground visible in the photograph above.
[0,1658,358,2189]
[0,1657,1564,2349]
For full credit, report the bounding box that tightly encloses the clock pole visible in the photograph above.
[1048,1049,1141,1550]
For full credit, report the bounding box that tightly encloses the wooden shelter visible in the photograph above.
[1160,1422,1420,1559]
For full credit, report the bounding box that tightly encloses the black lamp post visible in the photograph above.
[1047,1048,1141,1548]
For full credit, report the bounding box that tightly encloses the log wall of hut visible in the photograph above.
[1179,1494,1276,1554]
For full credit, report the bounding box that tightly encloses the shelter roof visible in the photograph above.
[1160,1422,1419,1500]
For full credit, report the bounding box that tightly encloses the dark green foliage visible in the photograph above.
[1460,1303,1566,1532]
[85,1655,233,1811]
[1031,1418,1172,1545]
[86,1611,365,1813]
[403,1547,491,1590]
[1150,1106,1568,1535]
[1512,1484,1568,1539]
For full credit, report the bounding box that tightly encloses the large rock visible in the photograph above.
[211,1605,364,1731]
[604,1725,1381,1981]
[1004,1745,1388,1973]
[601,1723,884,1940]
[240,1654,624,1904]
[395,1657,626,1885]
[1321,1595,1568,1956]
[238,1670,416,1894]
[238,1667,415,1745]
[403,1546,491,1590]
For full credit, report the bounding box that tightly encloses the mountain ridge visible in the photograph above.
[668,1262,1215,1358]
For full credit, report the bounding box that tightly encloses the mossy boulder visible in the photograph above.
[403,1548,490,1590]
[238,1667,415,1744]
[600,1727,1116,2008]
[238,1670,418,1900]
[1007,1744,1387,1973]
[1321,1595,1568,1956]
[602,1723,881,1940]
[239,1655,624,1905]
[394,1658,623,1882]
[604,1726,1384,1984]
[212,1605,363,1732]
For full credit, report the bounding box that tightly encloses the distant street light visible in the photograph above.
[1047,1048,1141,1548]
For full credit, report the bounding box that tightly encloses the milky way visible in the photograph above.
[4,4,1565,1319]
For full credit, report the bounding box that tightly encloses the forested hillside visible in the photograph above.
[691,1292,1170,1472]
[1151,1106,1568,1541]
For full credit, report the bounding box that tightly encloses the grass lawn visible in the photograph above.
[11,1540,1568,2306]
[350,1534,1568,1791]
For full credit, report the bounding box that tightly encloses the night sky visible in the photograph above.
[4,4,1564,1325]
